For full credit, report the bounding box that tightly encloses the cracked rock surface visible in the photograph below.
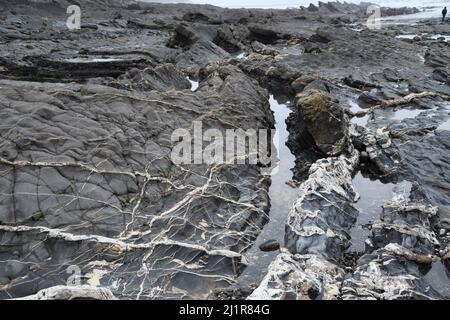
[1,0,450,300]
[0,68,272,299]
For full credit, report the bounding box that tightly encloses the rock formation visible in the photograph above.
[0,0,449,300]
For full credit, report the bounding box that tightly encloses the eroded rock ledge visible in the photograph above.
[249,150,359,300]
[250,149,447,299]
[0,63,272,299]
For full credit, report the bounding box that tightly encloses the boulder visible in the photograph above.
[295,89,349,156]
[259,239,281,252]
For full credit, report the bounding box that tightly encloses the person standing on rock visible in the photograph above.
[443,7,448,22]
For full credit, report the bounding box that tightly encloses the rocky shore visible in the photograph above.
[0,0,449,300]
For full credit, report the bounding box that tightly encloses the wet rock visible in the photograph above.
[249,150,360,300]
[295,89,350,156]
[370,202,439,255]
[285,150,359,263]
[3,0,450,301]
[342,245,443,300]
[357,127,398,174]
[343,188,447,299]
[259,240,280,252]
[388,124,450,208]
[357,91,382,108]
[286,110,325,180]
[248,252,344,300]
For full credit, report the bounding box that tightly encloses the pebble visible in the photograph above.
[259,240,281,252]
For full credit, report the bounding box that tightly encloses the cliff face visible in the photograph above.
[0,1,449,300]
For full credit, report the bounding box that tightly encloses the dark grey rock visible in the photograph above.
[259,240,280,252]
[115,64,191,91]
[2,0,450,301]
